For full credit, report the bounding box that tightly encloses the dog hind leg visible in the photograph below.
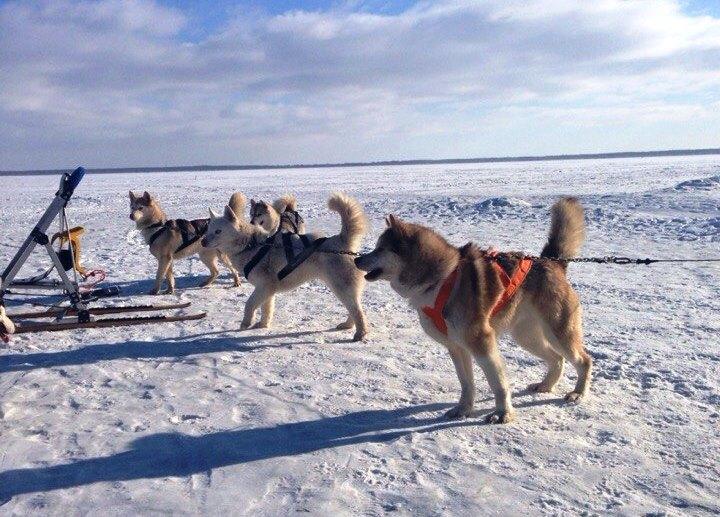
[335,287,368,341]
[335,316,354,330]
[544,306,592,403]
[325,270,368,341]
[511,319,564,393]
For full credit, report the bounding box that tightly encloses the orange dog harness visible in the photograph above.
[421,267,459,335]
[422,251,534,336]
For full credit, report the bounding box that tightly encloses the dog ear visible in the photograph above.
[209,207,220,219]
[129,191,136,200]
[224,205,239,224]
[142,191,152,204]
[250,199,256,208]
[385,214,402,228]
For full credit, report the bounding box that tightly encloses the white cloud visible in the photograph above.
[1,0,720,168]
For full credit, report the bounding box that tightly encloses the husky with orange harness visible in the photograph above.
[354,197,591,424]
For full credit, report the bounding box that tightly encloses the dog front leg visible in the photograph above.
[163,262,176,294]
[242,287,269,329]
[444,344,475,419]
[151,256,172,295]
[220,253,241,287]
[469,331,515,424]
[255,294,275,329]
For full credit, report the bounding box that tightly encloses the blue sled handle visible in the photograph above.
[67,166,85,191]
[59,166,85,200]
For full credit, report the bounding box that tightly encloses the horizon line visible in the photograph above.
[2,146,719,176]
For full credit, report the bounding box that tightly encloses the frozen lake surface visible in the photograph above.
[1,156,719,515]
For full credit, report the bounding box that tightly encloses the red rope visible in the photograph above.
[79,269,106,292]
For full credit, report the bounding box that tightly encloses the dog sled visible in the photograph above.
[0,167,206,341]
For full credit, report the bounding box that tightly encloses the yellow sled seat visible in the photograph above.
[51,226,88,275]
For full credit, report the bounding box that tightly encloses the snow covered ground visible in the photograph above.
[1,156,719,515]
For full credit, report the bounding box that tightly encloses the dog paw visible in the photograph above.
[148,289,161,295]
[485,409,515,424]
[528,381,554,393]
[233,280,241,287]
[444,404,473,419]
[336,320,355,330]
[564,391,584,403]
[252,322,270,329]
[352,329,367,342]
[240,322,252,330]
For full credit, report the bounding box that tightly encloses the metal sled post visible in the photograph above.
[0,167,90,321]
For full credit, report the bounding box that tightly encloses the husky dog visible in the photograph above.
[250,194,306,234]
[355,198,592,423]
[129,191,244,294]
[202,193,369,341]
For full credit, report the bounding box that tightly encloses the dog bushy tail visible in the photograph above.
[228,192,247,219]
[272,194,297,214]
[541,197,585,268]
[328,192,367,252]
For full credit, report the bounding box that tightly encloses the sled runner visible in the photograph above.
[11,309,206,334]
[7,301,193,319]
[0,167,206,340]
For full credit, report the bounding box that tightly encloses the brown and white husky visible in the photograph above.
[202,193,369,341]
[249,194,306,234]
[129,191,244,294]
[354,198,592,423]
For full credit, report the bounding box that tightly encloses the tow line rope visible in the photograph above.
[318,249,720,265]
[532,256,720,265]
[235,234,720,265]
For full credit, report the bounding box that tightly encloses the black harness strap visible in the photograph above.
[277,236,328,281]
[147,219,209,252]
[281,209,304,234]
[242,229,329,282]
[147,221,167,246]
[243,235,273,279]
[282,233,295,265]
[174,219,208,253]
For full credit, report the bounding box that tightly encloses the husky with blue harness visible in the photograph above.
[129,191,244,294]
[202,193,369,341]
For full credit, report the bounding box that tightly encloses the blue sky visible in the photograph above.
[1,0,720,169]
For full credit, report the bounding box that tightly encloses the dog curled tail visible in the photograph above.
[328,192,367,252]
[541,197,585,269]
[273,194,297,214]
[228,192,247,220]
